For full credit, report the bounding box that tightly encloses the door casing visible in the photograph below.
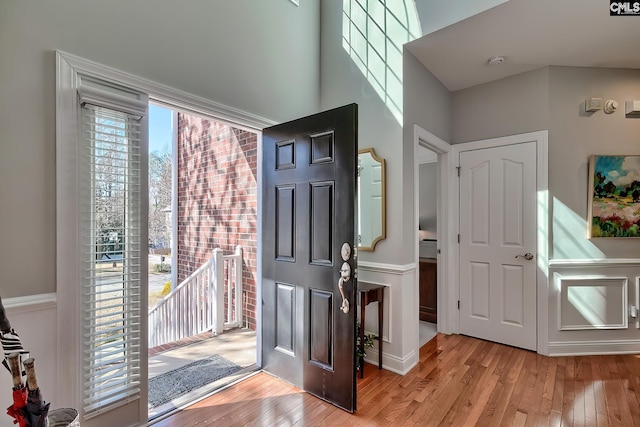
[414,126,549,355]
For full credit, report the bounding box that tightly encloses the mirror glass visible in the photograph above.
[358,148,386,251]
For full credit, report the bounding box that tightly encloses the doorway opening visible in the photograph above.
[147,104,258,421]
[413,124,455,348]
[417,145,438,347]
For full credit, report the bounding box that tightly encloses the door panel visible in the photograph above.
[310,289,333,368]
[459,141,537,351]
[310,181,333,264]
[276,186,296,261]
[262,104,358,412]
[276,283,295,354]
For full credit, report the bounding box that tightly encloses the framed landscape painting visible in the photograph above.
[588,155,640,238]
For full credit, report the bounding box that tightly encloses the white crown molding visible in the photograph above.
[56,50,277,131]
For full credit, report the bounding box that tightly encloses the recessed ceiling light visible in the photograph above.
[488,56,506,65]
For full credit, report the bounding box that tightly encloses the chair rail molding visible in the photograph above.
[549,258,640,268]
[2,293,56,312]
[357,261,416,275]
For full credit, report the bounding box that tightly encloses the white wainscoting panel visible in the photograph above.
[557,275,628,330]
[357,261,418,374]
[548,260,640,356]
[0,294,57,427]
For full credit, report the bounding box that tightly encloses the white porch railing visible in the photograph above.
[148,246,243,348]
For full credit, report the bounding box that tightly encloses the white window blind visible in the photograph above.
[79,86,147,418]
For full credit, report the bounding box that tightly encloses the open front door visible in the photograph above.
[262,104,358,412]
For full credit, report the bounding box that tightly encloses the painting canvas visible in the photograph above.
[588,155,640,238]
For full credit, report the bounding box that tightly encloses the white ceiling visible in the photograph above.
[406,0,640,91]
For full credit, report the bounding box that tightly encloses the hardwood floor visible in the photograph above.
[152,334,640,426]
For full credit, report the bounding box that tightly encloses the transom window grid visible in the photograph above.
[342,0,421,123]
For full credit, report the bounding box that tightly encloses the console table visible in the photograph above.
[357,281,385,378]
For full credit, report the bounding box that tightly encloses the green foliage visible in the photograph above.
[356,322,376,371]
[594,175,640,202]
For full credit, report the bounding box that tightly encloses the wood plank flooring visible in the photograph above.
[152,334,640,426]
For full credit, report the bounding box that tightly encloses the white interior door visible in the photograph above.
[459,141,537,351]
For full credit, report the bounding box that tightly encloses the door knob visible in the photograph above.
[515,253,534,260]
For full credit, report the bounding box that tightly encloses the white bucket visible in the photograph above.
[48,408,80,427]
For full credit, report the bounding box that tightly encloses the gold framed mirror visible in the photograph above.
[358,148,386,251]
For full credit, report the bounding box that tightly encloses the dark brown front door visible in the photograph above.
[262,104,358,412]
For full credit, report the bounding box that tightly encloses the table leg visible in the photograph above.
[378,291,383,370]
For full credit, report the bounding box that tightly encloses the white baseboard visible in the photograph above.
[364,347,418,375]
[548,340,640,356]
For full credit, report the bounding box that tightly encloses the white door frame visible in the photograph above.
[451,131,549,355]
[413,125,456,335]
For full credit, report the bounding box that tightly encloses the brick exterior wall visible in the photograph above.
[177,113,258,331]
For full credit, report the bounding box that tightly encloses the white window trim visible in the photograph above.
[56,50,274,420]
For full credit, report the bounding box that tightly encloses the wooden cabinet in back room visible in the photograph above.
[419,258,437,323]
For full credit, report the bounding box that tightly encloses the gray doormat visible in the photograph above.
[148,354,242,408]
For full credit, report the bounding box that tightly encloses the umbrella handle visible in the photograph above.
[7,353,22,389]
[23,358,38,391]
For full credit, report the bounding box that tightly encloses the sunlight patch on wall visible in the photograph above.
[552,197,604,259]
[342,0,421,124]
[537,190,549,274]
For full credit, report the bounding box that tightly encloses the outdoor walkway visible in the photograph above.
[148,328,257,421]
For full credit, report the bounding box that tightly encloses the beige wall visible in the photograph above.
[451,67,550,144]
[548,67,640,260]
[0,0,320,298]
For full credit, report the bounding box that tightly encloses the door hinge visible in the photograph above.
[457,234,460,244]
[457,300,460,310]
[457,166,461,177]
